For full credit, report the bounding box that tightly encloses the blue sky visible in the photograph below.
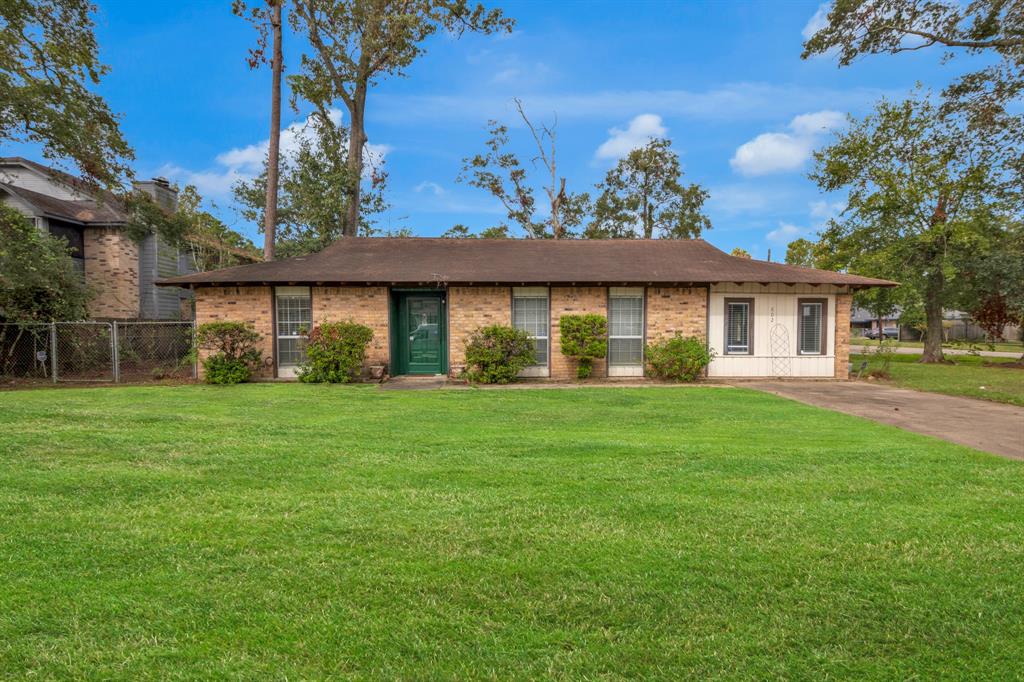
[24,0,979,256]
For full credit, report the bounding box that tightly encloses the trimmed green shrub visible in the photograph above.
[645,334,714,381]
[195,321,263,385]
[559,314,607,379]
[298,321,374,383]
[464,325,536,384]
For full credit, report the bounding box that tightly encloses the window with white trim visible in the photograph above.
[276,286,311,367]
[798,299,826,355]
[608,288,644,368]
[512,287,548,366]
[725,298,753,355]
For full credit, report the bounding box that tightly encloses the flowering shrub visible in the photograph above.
[645,334,713,382]
[298,321,374,383]
[464,325,536,384]
[195,321,263,385]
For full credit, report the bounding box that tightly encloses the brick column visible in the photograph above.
[83,227,139,319]
[448,286,511,377]
[645,287,707,342]
[550,286,607,380]
[312,286,390,369]
[194,286,274,378]
[834,293,852,379]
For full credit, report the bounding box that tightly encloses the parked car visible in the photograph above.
[864,327,899,340]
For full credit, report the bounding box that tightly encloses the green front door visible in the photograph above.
[394,292,446,375]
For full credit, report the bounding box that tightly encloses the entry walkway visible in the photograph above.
[741,380,1024,460]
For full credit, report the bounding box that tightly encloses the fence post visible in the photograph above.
[112,321,120,383]
[50,322,58,383]
[191,322,198,379]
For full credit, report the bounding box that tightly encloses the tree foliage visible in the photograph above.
[810,93,1018,362]
[0,205,91,321]
[175,186,260,272]
[460,99,589,239]
[587,138,711,239]
[441,223,510,238]
[0,0,133,189]
[784,238,823,267]
[802,0,1024,181]
[290,0,513,237]
[730,247,752,258]
[233,116,388,257]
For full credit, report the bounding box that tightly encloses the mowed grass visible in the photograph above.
[857,353,1024,406]
[1,384,1022,679]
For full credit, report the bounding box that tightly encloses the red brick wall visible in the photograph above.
[448,286,511,376]
[645,287,707,342]
[312,286,390,368]
[194,286,274,378]
[550,287,608,380]
[834,293,852,379]
[84,227,138,319]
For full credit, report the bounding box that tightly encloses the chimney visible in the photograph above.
[133,177,178,212]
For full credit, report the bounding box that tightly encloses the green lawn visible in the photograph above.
[851,337,1024,353]
[1,385,1022,679]
[856,353,1024,406]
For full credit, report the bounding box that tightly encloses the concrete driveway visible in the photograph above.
[741,381,1024,460]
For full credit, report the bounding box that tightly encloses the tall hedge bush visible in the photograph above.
[195,321,263,384]
[559,314,607,379]
[298,321,374,383]
[463,325,535,384]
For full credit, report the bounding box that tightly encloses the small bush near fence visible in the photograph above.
[195,322,263,385]
[559,314,608,379]
[464,325,535,384]
[298,321,374,383]
[645,334,714,382]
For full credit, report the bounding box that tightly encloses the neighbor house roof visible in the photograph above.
[157,237,897,288]
[0,182,128,224]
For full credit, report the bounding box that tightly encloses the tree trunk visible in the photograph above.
[877,314,884,348]
[921,267,946,363]
[263,0,283,261]
[342,85,367,238]
[642,192,652,239]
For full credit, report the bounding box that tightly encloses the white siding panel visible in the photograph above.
[708,285,836,378]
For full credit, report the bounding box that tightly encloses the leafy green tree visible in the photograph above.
[0,205,91,321]
[730,247,752,258]
[460,99,589,239]
[586,138,710,239]
[290,0,513,237]
[810,94,1018,362]
[233,118,387,257]
[175,186,260,272]
[441,223,510,238]
[784,238,822,267]
[802,0,1023,181]
[0,0,133,189]
[955,219,1024,355]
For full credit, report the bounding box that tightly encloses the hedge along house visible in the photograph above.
[158,238,895,380]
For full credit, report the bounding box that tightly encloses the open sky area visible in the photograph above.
[17,0,989,256]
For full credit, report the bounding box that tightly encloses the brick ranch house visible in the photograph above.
[159,238,895,380]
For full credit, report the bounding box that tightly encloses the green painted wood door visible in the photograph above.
[395,293,446,375]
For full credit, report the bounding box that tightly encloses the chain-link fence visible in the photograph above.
[0,321,196,385]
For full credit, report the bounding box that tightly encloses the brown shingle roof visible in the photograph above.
[157,237,896,288]
[0,182,128,224]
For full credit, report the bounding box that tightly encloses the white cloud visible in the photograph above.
[158,109,390,199]
[730,110,844,176]
[414,181,445,196]
[766,222,805,243]
[809,198,845,220]
[595,114,667,160]
[802,4,829,41]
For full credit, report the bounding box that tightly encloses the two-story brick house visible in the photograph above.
[0,157,193,320]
